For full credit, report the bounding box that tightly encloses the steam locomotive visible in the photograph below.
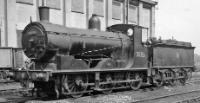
[14,6,195,98]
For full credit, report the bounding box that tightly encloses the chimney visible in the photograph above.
[38,6,49,22]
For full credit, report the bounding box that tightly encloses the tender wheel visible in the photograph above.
[153,71,164,87]
[169,78,176,86]
[0,72,3,80]
[0,71,7,80]
[168,70,176,86]
[99,74,114,94]
[127,72,142,90]
[179,70,187,85]
[20,80,30,88]
[63,75,88,98]
[179,78,186,85]
[186,69,192,80]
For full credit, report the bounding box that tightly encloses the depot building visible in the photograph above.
[0,0,157,48]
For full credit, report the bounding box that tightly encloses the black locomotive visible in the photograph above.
[14,6,195,98]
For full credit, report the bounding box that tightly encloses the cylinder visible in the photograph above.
[38,6,49,22]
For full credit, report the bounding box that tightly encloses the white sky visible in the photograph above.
[155,0,200,54]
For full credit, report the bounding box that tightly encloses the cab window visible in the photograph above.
[142,28,148,43]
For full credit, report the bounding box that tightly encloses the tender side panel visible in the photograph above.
[0,48,12,68]
[13,48,24,69]
[153,46,194,67]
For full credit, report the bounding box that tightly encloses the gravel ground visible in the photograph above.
[137,90,200,103]
[72,83,200,103]
[0,82,21,91]
[24,82,200,103]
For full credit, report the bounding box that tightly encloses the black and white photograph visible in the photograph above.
[0,0,200,102]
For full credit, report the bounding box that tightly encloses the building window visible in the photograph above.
[71,0,85,13]
[112,0,123,20]
[143,3,152,9]
[16,0,33,5]
[129,0,139,6]
[128,4,138,24]
[93,0,104,16]
[46,0,61,9]
[142,7,151,37]
[142,8,150,28]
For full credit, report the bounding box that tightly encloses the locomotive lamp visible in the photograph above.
[127,28,133,36]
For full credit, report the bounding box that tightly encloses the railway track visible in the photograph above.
[176,96,200,103]
[69,79,200,103]
[1,75,200,103]
[187,78,200,83]
[0,79,15,84]
[24,87,200,103]
[0,80,31,97]
[0,88,30,96]
[132,78,200,103]
[23,84,200,103]
[0,81,21,90]
[134,88,200,103]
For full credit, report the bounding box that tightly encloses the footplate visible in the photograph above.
[13,70,52,82]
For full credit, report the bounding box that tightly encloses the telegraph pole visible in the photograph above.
[4,0,8,46]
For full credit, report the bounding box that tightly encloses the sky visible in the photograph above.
[155,0,200,54]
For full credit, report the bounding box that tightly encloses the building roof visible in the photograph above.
[140,0,158,5]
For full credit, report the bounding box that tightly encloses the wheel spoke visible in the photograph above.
[179,70,187,85]
[186,70,192,80]
[153,72,163,87]
[71,84,76,92]
[100,74,113,94]
[127,72,142,90]
[68,82,75,89]
[66,75,88,98]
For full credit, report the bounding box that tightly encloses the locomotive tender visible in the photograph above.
[0,47,23,80]
[14,6,195,98]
